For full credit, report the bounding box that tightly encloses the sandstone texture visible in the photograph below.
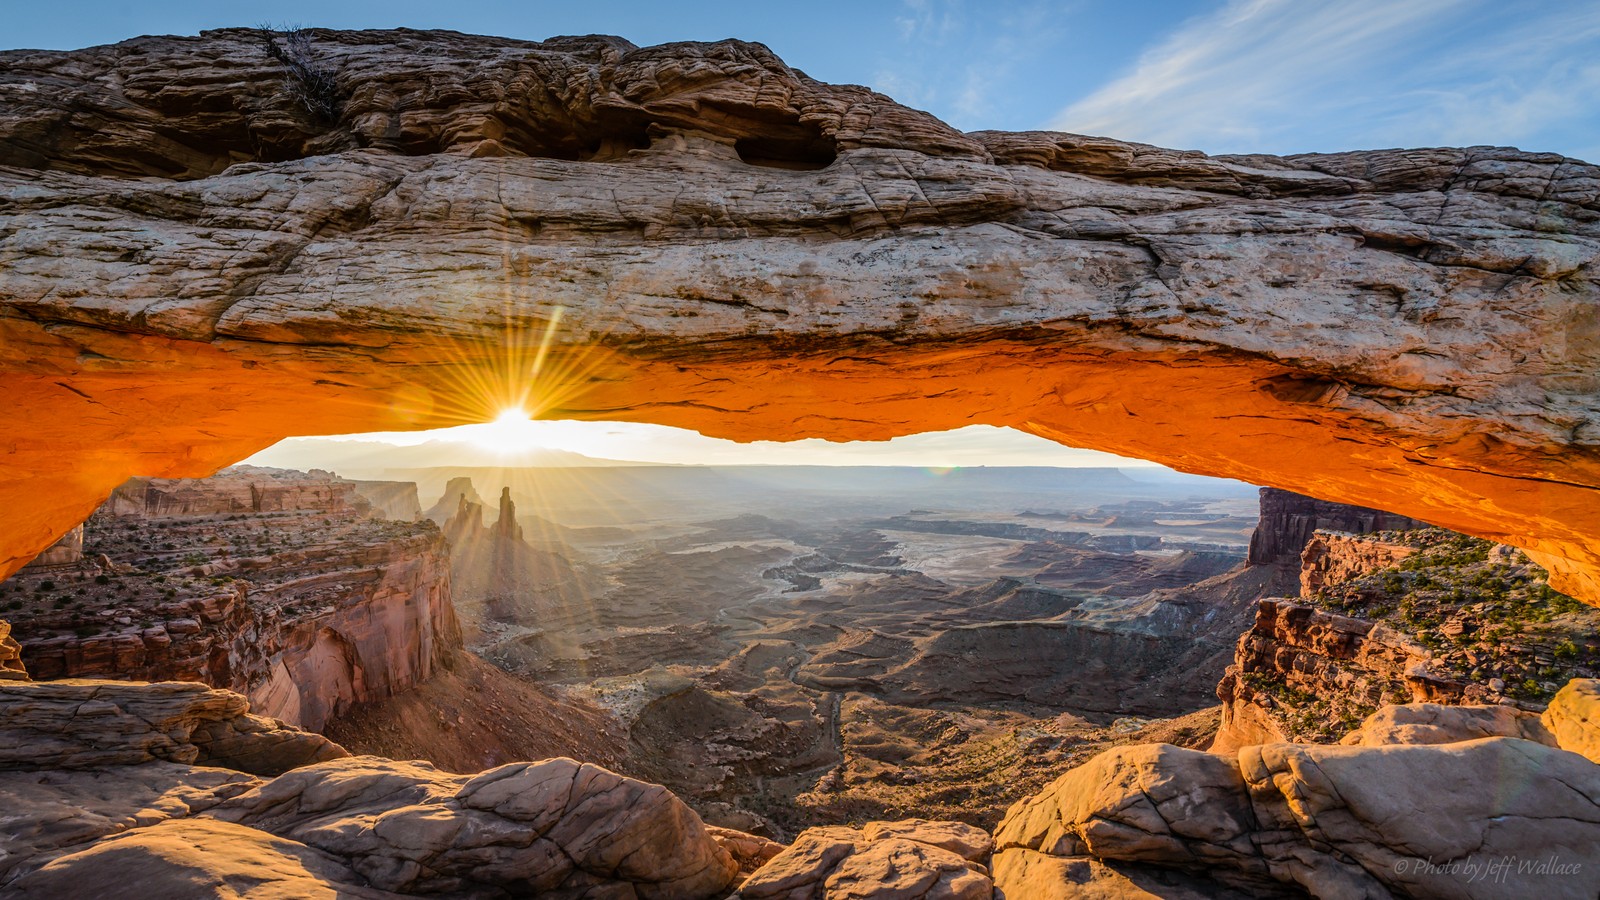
[0,763,261,885]
[736,820,993,899]
[1340,700,1554,747]
[990,849,1260,899]
[0,31,1598,606]
[1544,677,1600,763]
[4,817,407,899]
[0,679,347,775]
[206,756,739,898]
[1212,598,1447,750]
[0,677,738,898]
[19,525,83,570]
[0,619,25,680]
[995,738,1600,899]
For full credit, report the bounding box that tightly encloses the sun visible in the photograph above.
[464,408,547,454]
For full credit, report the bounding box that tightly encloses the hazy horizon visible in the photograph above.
[243,421,1177,473]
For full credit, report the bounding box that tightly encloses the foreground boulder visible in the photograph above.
[4,817,404,899]
[737,819,993,899]
[1339,701,1555,747]
[989,850,1263,899]
[996,738,1600,899]
[0,679,347,775]
[207,756,739,898]
[0,762,261,885]
[1544,678,1600,764]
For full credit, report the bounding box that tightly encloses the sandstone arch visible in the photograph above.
[2,30,1599,601]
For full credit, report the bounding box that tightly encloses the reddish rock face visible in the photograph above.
[1300,532,1417,597]
[7,471,460,731]
[0,31,1597,605]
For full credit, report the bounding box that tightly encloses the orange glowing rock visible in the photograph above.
[1,30,1597,605]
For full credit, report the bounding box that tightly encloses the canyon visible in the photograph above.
[0,26,1598,900]
[4,465,1600,897]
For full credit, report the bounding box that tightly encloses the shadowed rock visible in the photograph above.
[0,679,347,775]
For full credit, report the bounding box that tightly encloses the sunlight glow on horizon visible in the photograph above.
[465,408,548,455]
[243,420,1169,472]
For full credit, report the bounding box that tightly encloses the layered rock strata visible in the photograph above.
[1299,530,1417,597]
[6,478,460,731]
[102,465,414,520]
[1246,488,1425,567]
[1216,527,1600,750]
[1,31,1598,607]
[1212,598,1457,751]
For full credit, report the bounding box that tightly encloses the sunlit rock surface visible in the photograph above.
[1544,677,1600,763]
[994,736,1600,899]
[1,30,1598,603]
[736,819,994,899]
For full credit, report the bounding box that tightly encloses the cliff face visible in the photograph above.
[1300,531,1417,597]
[1246,488,1425,567]
[5,474,461,732]
[20,526,84,570]
[1214,528,1600,750]
[348,480,421,521]
[1212,598,1455,751]
[1,32,1597,606]
[103,465,418,522]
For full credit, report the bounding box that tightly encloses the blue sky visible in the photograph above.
[9,0,1599,160]
[13,1,1599,467]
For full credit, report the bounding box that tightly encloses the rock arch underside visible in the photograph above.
[2,28,1599,607]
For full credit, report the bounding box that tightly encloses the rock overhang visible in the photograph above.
[2,29,1599,601]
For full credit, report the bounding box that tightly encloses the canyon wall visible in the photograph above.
[6,472,461,731]
[1246,488,1425,567]
[1212,598,1462,751]
[1214,528,1600,751]
[0,31,1597,605]
[103,466,416,521]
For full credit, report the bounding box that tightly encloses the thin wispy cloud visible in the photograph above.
[875,0,1071,129]
[1050,0,1600,159]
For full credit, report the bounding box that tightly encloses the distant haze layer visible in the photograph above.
[244,422,1168,472]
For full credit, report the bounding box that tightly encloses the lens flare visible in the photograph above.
[462,408,547,454]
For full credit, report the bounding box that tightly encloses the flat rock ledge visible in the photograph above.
[0,678,348,775]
